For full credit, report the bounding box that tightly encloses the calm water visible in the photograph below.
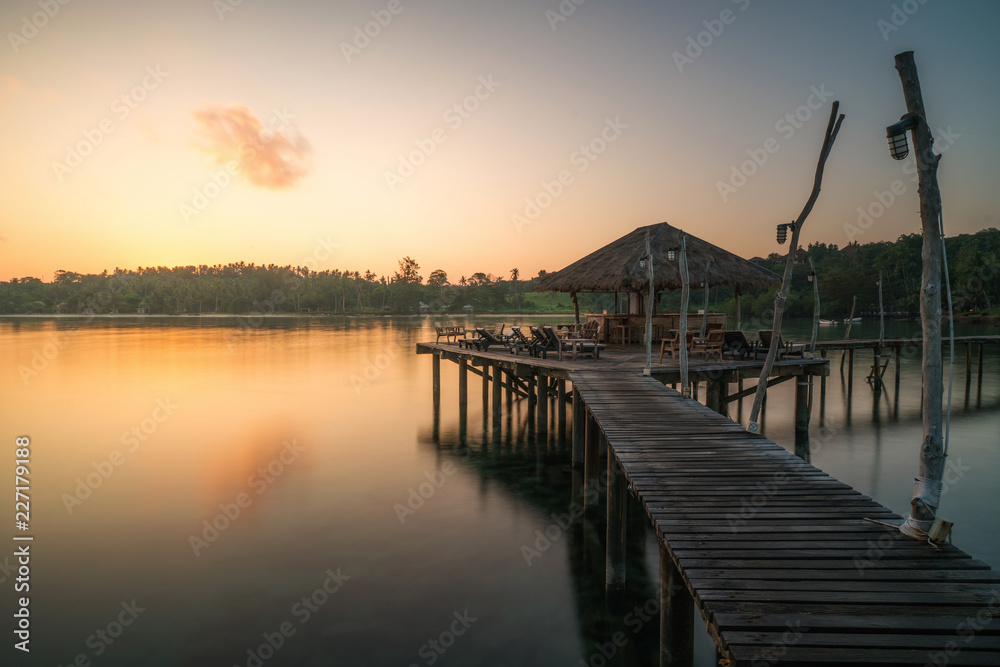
[0,316,997,666]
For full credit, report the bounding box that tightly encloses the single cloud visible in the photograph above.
[192,102,312,189]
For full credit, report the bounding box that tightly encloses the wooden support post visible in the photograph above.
[795,378,811,461]
[432,353,441,411]
[432,353,441,440]
[557,379,567,445]
[505,369,513,408]
[527,373,536,414]
[706,380,726,416]
[848,349,854,396]
[978,343,985,398]
[606,453,627,592]
[492,364,503,432]
[691,381,698,402]
[965,342,972,398]
[659,544,693,667]
[458,358,468,444]
[537,372,548,437]
[572,389,585,468]
[820,349,827,423]
[584,411,599,514]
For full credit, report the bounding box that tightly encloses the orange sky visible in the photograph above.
[2,0,998,283]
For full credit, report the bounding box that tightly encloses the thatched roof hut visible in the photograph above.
[535,222,780,295]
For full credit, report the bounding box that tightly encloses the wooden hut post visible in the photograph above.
[700,259,712,338]
[747,103,845,433]
[644,229,654,373]
[735,285,742,331]
[894,51,946,539]
[572,290,580,327]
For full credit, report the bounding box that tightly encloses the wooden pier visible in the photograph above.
[417,340,1000,665]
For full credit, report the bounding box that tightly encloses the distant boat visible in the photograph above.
[843,317,861,323]
[819,319,836,326]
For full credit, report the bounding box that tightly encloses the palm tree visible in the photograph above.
[510,268,521,312]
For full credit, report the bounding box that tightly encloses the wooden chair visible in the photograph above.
[556,322,605,360]
[658,331,694,364]
[757,330,807,359]
[508,326,537,356]
[529,326,558,359]
[694,329,725,361]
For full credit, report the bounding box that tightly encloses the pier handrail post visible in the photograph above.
[747,102,845,433]
[894,51,946,539]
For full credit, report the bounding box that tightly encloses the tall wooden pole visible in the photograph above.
[678,235,691,397]
[840,294,857,373]
[878,269,885,346]
[809,256,820,353]
[894,51,945,539]
[645,229,654,374]
[700,263,712,338]
[734,285,742,331]
[747,103,845,433]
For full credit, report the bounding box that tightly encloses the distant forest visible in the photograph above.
[1,228,998,318]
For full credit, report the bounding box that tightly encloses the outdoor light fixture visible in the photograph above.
[776,222,795,245]
[699,280,705,288]
[886,117,919,160]
[667,247,679,262]
[807,271,815,283]
[639,256,647,269]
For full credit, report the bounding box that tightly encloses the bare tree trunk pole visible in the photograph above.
[840,294,857,373]
[895,51,945,539]
[809,256,820,353]
[747,102,845,433]
[678,235,691,398]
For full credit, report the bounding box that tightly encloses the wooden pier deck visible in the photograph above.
[572,371,1000,666]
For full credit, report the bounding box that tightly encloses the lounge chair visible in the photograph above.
[461,327,511,353]
[757,330,807,359]
[527,326,560,359]
[722,330,754,360]
[508,326,537,356]
[694,329,725,361]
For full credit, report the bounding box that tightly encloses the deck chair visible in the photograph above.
[658,331,694,364]
[491,323,507,340]
[694,329,725,361]
[757,330,807,359]
[526,326,558,359]
[508,326,536,356]
[722,330,754,359]
[461,327,511,353]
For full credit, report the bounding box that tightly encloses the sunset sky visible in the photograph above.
[2,0,998,283]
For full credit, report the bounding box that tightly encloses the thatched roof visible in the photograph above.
[534,222,781,294]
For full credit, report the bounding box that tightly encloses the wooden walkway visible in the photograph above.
[571,371,1000,666]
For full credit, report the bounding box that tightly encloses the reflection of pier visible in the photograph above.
[418,341,1000,666]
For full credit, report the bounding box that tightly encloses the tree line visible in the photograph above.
[1,228,997,317]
